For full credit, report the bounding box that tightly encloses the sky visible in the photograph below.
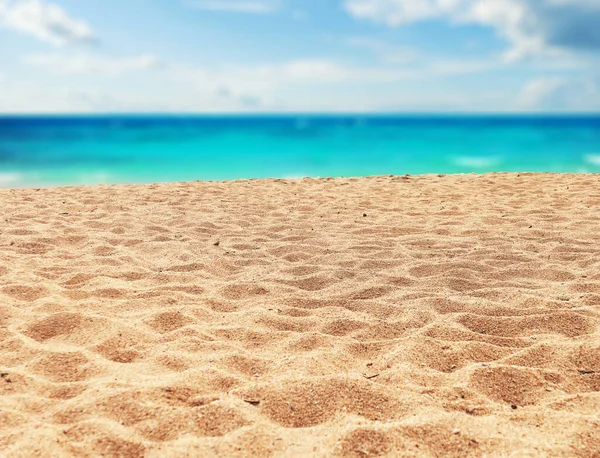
[0,0,599,113]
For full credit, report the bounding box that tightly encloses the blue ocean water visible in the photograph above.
[1,115,599,187]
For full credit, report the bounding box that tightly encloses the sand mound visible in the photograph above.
[1,173,599,456]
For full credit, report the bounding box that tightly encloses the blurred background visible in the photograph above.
[1,0,599,187]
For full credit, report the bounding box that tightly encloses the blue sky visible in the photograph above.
[0,0,599,113]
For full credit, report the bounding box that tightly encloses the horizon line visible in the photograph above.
[1,112,600,117]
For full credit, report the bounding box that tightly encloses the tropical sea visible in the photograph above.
[1,115,599,188]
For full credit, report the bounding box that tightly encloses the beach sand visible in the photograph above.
[1,173,599,457]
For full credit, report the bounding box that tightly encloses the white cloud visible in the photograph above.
[164,58,520,112]
[347,37,502,77]
[0,71,518,113]
[1,54,521,113]
[279,59,405,83]
[0,77,86,112]
[183,0,279,14]
[518,76,600,111]
[23,53,161,76]
[0,57,417,113]
[0,0,94,46]
[344,0,600,60]
[346,37,416,64]
[518,77,566,109]
[171,58,410,97]
[0,75,175,113]
[346,0,440,25]
[428,58,498,75]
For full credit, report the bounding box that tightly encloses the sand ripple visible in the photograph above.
[1,173,600,456]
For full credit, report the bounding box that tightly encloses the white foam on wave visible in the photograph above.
[0,172,25,188]
[584,155,600,166]
[453,156,501,169]
[75,171,113,185]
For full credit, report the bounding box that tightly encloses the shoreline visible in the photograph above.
[1,171,599,192]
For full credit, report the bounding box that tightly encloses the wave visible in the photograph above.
[0,172,25,188]
[452,156,501,168]
[584,154,600,166]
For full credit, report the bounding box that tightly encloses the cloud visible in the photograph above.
[166,57,520,112]
[238,94,261,107]
[346,37,416,64]
[2,54,517,113]
[172,58,410,96]
[0,77,92,112]
[279,59,405,83]
[518,77,566,109]
[145,59,415,111]
[23,53,161,76]
[0,76,176,113]
[344,0,600,60]
[183,0,279,14]
[2,57,415,113]
[214,86,264,108]
[347,37,502,77]
[518,75,600,111]
[64,88,176,112]
[0,0,94,46]
[427,58,499,75]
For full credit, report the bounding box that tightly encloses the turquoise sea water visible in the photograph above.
[1,115,599,187]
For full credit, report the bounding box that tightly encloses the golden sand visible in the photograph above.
[1,173,599,457]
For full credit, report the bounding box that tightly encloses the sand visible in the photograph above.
[1,173,599,457]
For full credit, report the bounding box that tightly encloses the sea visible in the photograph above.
[1,115,599,188]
